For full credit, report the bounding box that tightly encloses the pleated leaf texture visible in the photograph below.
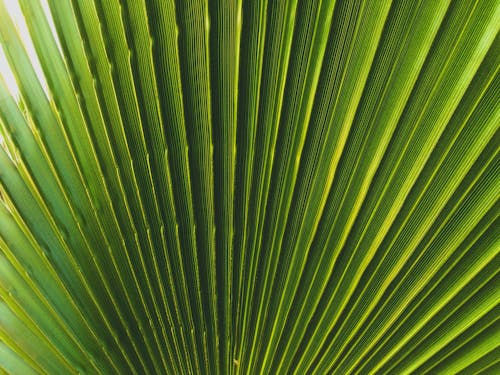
[0,0,499,374]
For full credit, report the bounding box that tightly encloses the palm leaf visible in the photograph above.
[0,0,499,373]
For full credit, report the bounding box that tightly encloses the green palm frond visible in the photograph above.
[0,0,499,374]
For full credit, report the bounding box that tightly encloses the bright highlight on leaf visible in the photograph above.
[0,0,499,374]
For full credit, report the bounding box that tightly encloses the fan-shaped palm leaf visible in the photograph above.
[0,0,499,374]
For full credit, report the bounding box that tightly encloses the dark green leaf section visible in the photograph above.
[0,0,498,374]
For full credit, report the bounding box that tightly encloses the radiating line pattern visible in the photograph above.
[0,0,499,374]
